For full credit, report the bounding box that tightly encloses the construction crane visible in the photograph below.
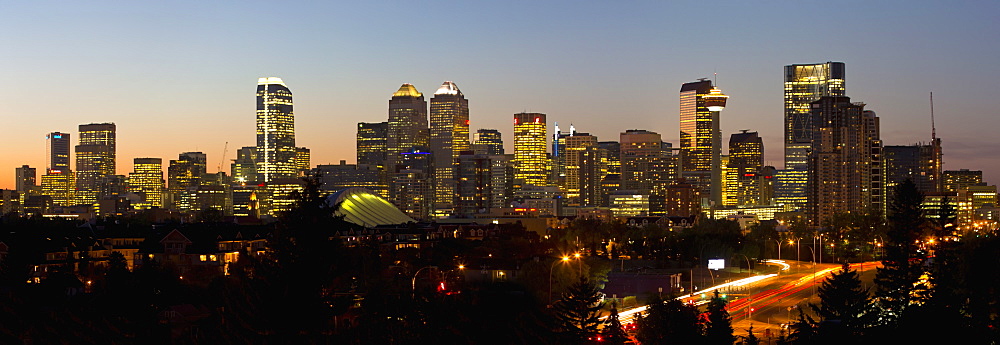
[218,142,228,173]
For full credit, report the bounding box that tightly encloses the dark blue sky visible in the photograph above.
[2,1,998,187]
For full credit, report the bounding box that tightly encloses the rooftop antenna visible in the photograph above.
[930,92,937,141]
[930,92,943,191]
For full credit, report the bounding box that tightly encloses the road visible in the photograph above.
[610,259,881,340]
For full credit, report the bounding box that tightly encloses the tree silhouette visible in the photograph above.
[601,302,629,345]
[635,297,704,345]
[551,276,604,342]
[705,290,735,345]
[811,263,869,339]
[873,179,926,325]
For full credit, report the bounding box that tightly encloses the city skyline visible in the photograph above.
[3,1,1000,189]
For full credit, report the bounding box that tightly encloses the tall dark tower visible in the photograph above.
[429,81,470,212]
[255,77,296,182]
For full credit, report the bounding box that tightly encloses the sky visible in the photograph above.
[2,1,999,189]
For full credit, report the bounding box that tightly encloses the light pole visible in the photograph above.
[549,256,571,304]
[412,266,439,292]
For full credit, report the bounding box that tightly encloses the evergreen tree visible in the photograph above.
[811,263,869,335]
[635,297,704,345]
[705,290,736,345]
[601,302,629,345]
[873,179,925,325]
[785,310,818,345]
[551,276,604,342]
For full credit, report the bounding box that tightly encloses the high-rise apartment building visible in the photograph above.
[429,81,470,210]
[884,144,940,194]
[943,169,983,193]
[357,122,388,168]
[15,165,36,193]
[256,77,296,182]
[46,132,71,173]
[513,112,548,186]
[806,97,882,223]
[473,129,504,155]
[75,123,116,205]
[129,158,164,210]
[168,152,207,211]
[387,84,428,169]
[680,79,727,206]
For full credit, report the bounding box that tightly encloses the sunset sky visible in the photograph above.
[2,1,999,189]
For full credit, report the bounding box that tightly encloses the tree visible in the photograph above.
[873,179,926,325]
[785,310,818,345]
[551,276,604,342]
[811,263,869,339]
[705,290,735,345]
[601,303,629,345]
[635,297,704,345]
[741,324,759,345]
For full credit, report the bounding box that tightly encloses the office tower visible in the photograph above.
[620,129,665,194]
[357,122,388,168]
[729,130,764,206]
[784,62,846,170]
[488,154,515,209]
[454,152,492,217]
[513,112,548,186]
[429,81,470,210]
[599,141,621,175]
[663,179,701,217]
[46,132,71,173]
[168,152,207,211]
[231,147,258,184]
[98,175,128,199]
[75,123,116,205]
[958,185,998,229]
[314,161,387,197]
[256,77,296,182]
[884,144,940,194]
[758,166,777,205]
[129,158,164,209]
[473,129,504,155]
[390,147,434,219]
[15,165,36,193]
[387,84,428,169]
[564,132,603,207]
[41,171,75,207]
[680,79,727,207]
[806,97,882,224]
[294,147,310,175]
[943,169,984,193]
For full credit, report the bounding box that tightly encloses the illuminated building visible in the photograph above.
[728,130,764,206]
[75,123,116,205]
[609,193,654,217]
[473,129,504,155]
[231,147,258,184]
[46,132,71,172]
[784,62,846,170]
[806,97,882,224]
[513,112,548,186]
[294,147,310,176]
[390,147,435,219]
[706,204,792,221]
[562,132,601,206]
[98,175,128,199]
[168,152,206,211]
[429,81,470,211]
[261,178,305,218]
[488,154,515,209]
[943,169,983,193]
[620,129,663,194]
[315,161,387,198]
[327,188,415,227]
[231,185,259,217]
[0,190,20,215]
[454,152,492,217]
[663,180,700,217]
[680,80,727,206]
[41,171,75,207]
[774,170,808,209]
[387,84,428,169]
[255,77,296,182]
[922,192,959,223]
[15,165,36,194]
[599,141,621,175]
[357,122,388,168]
[957,185,998,230]
[884,144,941,194]
[184,185,229,215]
[129,158,164,210]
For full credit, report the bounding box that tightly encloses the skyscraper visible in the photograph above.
[129,158,164,210]
[168,152,207,210]
[294,147,310,175]
[231,147,258,184]
[15,165,36,193]
[620,129,663,194]
[563,132,601,206]
[76,123,116,205]
[513,112,548,186]
[806,97,882,224]
[679,80,727,206]
[784,62,846,170]
[429,81,470,210]
[46,132,71,173]
[728,130,764,206]
[386,83,428,169]
[256,77,296,182]
[357,122,388,168]
[473,129,504,155]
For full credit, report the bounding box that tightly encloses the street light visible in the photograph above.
[412,266,439,292]
[549,256,572,304]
